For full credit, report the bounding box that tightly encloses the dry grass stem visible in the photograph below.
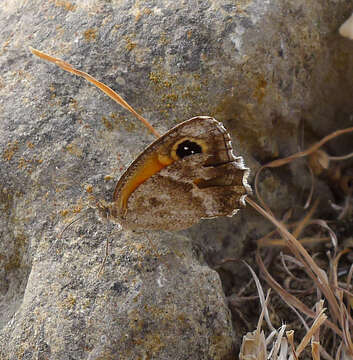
[295,308,327,357]
[247,196,353,357]
[29,47,161,138]
[245,263,275,332]
[248,197,344,326]
[304,164,315,209]
[254,126,353,210]
[328,152,353,161]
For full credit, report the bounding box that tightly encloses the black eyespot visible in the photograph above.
[176,140,202,159]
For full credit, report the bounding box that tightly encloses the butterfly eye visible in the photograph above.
[176,140,202,158]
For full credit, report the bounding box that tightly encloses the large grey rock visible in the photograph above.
[1,0,353,358]
[1,229,234,359]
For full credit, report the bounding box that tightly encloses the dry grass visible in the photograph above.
[242,126,353,359]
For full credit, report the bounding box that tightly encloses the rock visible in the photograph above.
[1,0,353,358]
[1,229,234,359]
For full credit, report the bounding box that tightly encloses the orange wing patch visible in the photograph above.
[118,153,174,213]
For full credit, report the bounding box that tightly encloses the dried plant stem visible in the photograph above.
[29,47,161,138]
[254,126,353,209]
[247,197,343,337]
[328,152,353,161]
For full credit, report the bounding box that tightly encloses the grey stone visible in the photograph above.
[1,0,353,358]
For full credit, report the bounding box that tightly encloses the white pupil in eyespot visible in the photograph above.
[176,140,202,158]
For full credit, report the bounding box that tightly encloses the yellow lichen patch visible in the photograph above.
[3,141,18,161]
[72,203,83,214]
[161,93,178,108]
[148,68,184,113]
[17,157,29,170]
[149,71,167,86]
[60,294,77,310]
[125,37,137,51]
[0,186,13,213]
[134,243,144,252]
[54,0,76,11]
[102,116,114,130]
[143,8,152,15]
[104,175,113,181]
[17,157,25,169]
[110,112,137,133]
[112,24,122,34]
[4,234,28,272]
[158,33,170,46]
[65,143,83,157]
[84,28,98,42]
[60,209,69,216]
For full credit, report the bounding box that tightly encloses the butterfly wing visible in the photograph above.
[112,116,250,230]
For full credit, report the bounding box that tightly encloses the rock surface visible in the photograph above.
[1,0,353,359]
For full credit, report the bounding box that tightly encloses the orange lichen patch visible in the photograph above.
[117,153,174,211]
[104,175,113,181]
[85,184,93,193]
[27,142,34,148]
[3,141,18,161]
[84,28,97,42]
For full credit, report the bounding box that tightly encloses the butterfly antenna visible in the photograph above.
[97,237,110,277]
[97,224,123,277]
[29,47,160,138]
[58,214,86,240]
